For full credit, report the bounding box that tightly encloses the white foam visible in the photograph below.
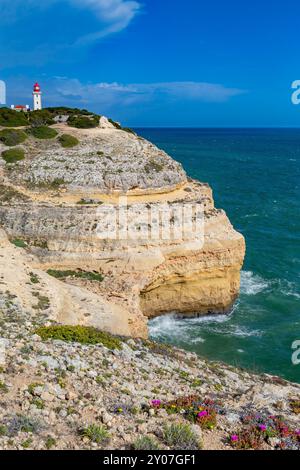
[279,280,300,299]
[190,337,205,344]
[231,325,262,337]
[149,311,231,342]
[240,271,269,295]
[242,213,259,219]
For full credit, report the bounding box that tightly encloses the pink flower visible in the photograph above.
[198,410,208,418]
[231,435,239,442]
[259,424,267,432]
[151,400,161,407]
[295,429,300,436]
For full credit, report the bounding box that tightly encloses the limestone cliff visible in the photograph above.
[0,115,245,337]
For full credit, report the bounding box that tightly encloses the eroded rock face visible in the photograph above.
[0,123,185,193]
[0,120,245,337]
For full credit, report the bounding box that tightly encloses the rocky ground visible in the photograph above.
[0,291,299,451]
[0,119,186,194]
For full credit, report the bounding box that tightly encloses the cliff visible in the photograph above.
[0,112,299,452]
[0,114,245,338]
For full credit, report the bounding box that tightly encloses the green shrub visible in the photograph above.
[45,107,95,117]
[0,380,8,393]
[21,438,33,449]
[108,118,122,130]
[144,160,164,173]
[45,436,56,449]
[29,126,58,139]
[0,425,8,436]
[132,436,161,450]
[79,424,110,444]
[34,325,122,350]
[8,415,41,435]
[0,184,29,203]
[163,423,201,450]
[68,115,99,129]
[49,178,66,188]
[0,108,28,127]
[0,129,27,146]
[47,269,103,282]
[122,127,136,135]
[2,148,25,163]
[58,134,79,148]
[29,273,40,284]
[28,110,54,127]
[108,119,135,134]
[11,238,27,248]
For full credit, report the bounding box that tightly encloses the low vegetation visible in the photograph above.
[29,126,58,140]
[47,269,103,282]
[1,148,25,163]
[34,325,122,350]
[79,424,110,444]
[58,134,79,148]
[28,109,55,127]
[163,423,201,450]
[108,118,136,134]
[7,415,42,436]
[0,108,28,127]
[11,238,27,248]
[144,159,164,173]
[67,114,100,129]
[290,400,300,414]
[0,184,29,203]
[0,129,27,146]
[150,395,218,430]
[132,436,161,450]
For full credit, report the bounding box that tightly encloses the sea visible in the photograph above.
[135,128,300,384]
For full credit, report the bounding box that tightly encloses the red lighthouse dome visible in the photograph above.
[33,82,40,92]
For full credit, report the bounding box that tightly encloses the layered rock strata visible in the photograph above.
[0,118,245,337]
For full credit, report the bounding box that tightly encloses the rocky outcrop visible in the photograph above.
[0,290,299,451]
[0,119,245,337]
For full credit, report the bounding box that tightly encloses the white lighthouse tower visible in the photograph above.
[33,82,42,111]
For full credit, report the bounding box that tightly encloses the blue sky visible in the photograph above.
[0,0,299,127]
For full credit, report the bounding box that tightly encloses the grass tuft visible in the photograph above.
[79,424,110,444]
[163,423,201,450]
[132,435,161,450]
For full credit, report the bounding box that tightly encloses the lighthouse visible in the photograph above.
[33,82,42,111]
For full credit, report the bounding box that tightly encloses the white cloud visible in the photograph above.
[52,78,246,105]
[70,0,141,43]
[0,0,141,43]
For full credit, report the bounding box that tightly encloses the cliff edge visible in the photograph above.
[0,110,245,337]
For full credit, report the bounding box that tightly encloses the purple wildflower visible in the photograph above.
[151,400,161,407]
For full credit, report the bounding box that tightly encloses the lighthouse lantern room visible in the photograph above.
[33,82,42,111]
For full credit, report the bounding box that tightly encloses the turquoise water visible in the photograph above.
[136,128,300,383]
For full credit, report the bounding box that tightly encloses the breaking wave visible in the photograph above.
[240,271,270,295]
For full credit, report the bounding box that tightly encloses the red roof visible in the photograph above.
[33,82,41,92]
[15,105,27,109]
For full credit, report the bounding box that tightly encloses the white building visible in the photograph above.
[10,104,30,112]
[33,82,42,111]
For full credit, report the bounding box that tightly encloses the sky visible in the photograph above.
[0,0,299,127]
